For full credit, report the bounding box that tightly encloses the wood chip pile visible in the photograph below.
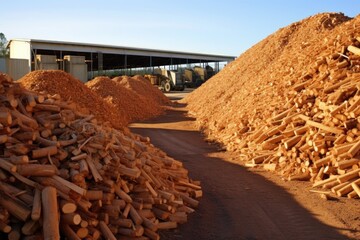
[113,75,169,107]
[19,71,170,129]
[19,71,126,129]
[86,76,168,123]
[0,73,201,239]
[183,13,360,199]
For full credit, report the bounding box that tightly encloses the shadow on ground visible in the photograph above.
[130,107,352,240]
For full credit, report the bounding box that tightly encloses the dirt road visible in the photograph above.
[130,103,358,240]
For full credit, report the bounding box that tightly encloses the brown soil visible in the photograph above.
[131,104,360,240]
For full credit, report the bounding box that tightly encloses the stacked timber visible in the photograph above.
[0,73,201,239]
[236,39,360,199]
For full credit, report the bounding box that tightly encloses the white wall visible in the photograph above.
[9,40,31,72]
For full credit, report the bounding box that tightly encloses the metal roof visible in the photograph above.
[8,38,235,62]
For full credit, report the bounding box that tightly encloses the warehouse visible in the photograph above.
[7,39,235,81]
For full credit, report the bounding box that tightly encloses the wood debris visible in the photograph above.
[0,73,201,239]
[184,13,360,200]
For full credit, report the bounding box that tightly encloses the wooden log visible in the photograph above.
[337,179,360,197]
[348,45,360,56]
[144,228,160,240]
[74,226,89,238]
[114,184,132,203]
[31,188,41,221]
[51,175,86,196]
[119,165,141,178]
[305,119,344,134]
[0,181,33,206]
[9,155,29,165]
[17,164,58,177]
[32,146,58,159]
[34,104,61,112]
[0,195,31,221]
[145,181,158,197]
[157,221,177,229]
[12,131,36,141]
[61,213,82,225]
[35,135,59,147]
[99,220,116,240]
[21,220,40,236]
[10,109,38,129]
[178,192,199,208]
[60,200,77,214]
[112,218,133,228]
[284,135,302,150]
[71,153,87,161]
[337,158,360,170]
[129,205,143,225]
[313,176,338,188]
[314,156,332,168]
[10,171,39,188]
[85,157,103,182]
[347,140,360,158]
[79,159,89,175]
[0,158,17,172]
[60,224,81,240]
[351,181,360,197]
[42,186,60,240]
[337,168,360,183]
[122,203,131,218]
[85,190,103,201]
[251,153,273,164]
[141,216,158,232]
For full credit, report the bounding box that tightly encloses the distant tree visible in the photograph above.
[0,33,9,57]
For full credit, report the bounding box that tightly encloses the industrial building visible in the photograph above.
[5,39,235,81]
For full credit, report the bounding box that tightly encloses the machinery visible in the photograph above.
[144,68,185,92]
[183,65,215,88]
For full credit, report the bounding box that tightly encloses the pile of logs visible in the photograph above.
[238,38,360,199]
[0,74,201,239]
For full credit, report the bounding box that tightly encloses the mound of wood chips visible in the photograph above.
[86,76,167,123]
[19,71,170,129]
[0,72,201,239]
[115,75,170,106]
[19,70,127,129]
[183,13,360,199]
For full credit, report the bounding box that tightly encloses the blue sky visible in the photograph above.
[1,0,359,56]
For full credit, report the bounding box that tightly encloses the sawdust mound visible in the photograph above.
[111,75,169,120]
[120,75,170,105]
[86,76,164,123]
[183,12,355,147]
[18,70,126,128]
